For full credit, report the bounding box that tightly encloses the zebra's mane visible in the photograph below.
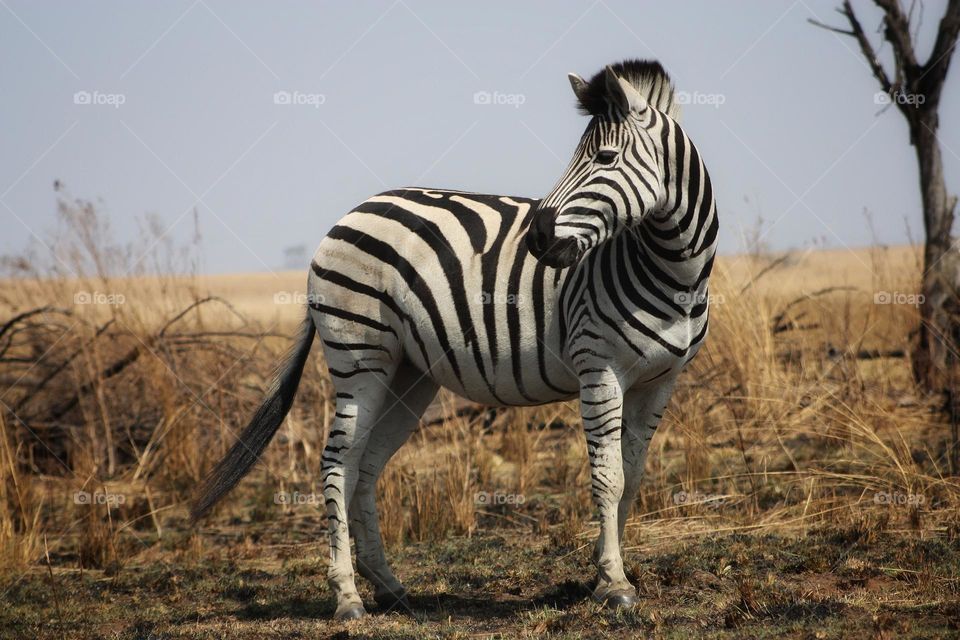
[576,59,681,122]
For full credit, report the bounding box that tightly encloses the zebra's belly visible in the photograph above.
[396,314,580,407]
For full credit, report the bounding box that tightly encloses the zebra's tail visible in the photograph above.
[190,311,316,522]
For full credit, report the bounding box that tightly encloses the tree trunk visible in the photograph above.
[911,113,960,392]
[910,113,960,472]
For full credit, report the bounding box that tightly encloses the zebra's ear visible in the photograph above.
[603,65,648,115]
[568,72,588,103]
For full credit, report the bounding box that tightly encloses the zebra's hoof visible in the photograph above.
[595,589,639,609]
[334,603,367,620]
[374,589,411,614]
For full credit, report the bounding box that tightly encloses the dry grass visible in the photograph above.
[1,194,958,638]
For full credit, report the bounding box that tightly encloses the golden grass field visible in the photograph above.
[0,201,957,638]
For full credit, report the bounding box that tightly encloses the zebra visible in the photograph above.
[192,59,718,620]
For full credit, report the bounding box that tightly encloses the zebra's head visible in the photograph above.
[527,60,679,268]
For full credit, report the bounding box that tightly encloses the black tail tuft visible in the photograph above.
[190,313,315,522]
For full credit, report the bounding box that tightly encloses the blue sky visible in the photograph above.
[2,1,958,274]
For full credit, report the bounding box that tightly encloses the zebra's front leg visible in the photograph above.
[579,369,636,608]
[593,378,677,564]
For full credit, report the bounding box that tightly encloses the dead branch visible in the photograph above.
[49,345,142,420]
[739,254,792,294]
[772,286,858,333]
[12,318,115,413]
[810,2,896,98]
[158,296,250,337]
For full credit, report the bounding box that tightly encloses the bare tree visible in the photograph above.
[812,1,960,396]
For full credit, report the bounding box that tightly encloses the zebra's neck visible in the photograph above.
[632,119,718,293]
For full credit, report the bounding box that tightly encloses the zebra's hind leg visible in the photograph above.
[350,361,437,614]
[579,368,637,609]
[322,363,398,620]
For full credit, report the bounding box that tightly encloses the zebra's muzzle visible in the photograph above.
[526,207,583,269]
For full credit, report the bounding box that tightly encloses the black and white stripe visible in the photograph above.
[193,59,718,618]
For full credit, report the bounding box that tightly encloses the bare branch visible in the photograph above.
[807,17,855,36]
[811,1,895,96]
[918,0,960,106]
[874,0,921,71]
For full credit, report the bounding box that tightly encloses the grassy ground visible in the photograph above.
[3,523,959,639]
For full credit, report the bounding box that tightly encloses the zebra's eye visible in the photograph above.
[595,150,618,165]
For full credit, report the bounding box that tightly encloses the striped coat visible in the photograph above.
[194,58,718,619]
